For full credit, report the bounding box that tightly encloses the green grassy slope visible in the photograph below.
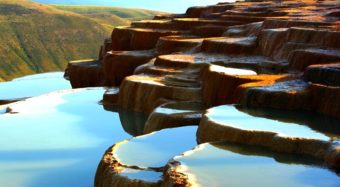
[53,5,162,32]
[0,0,161,81]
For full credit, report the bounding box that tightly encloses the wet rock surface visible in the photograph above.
[197,105,340,165]
[117,75,202,113]
[103,50,156,86]
[243,79,340,117]
[143,101,206,134]
[67,0,340,116]
[305,63,340,86]
[8,0,339,186]
[65,59,104,88]
[95,126,198,187]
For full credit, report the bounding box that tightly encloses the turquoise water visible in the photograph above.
[0,72,71,103]
[12,72,65,81]
[33,0,234,13]
[207,105,340,141]
[110,126,197,183]
[1,81,339,186]
[0,88,145,187]
[119,168,162,182]
[114,126,197,168]
[174,142,340,187]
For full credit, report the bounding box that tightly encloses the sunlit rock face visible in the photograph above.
[111,27,183,51]
[289,48,340,70]
[201,36,258,55]
[118,75,202,113]
[243,79,340,117]
[202,65,290,106]
[66,0,340,118]
[224,22,263,37]
[197,105,340,168]
[95,126,197,187]
[156,35,204,54]
[103,50,155,86]
[63,0,340,185]
[164,142,340,187]
[154,55,202,69]
[143,101,206,133]
[0,72,71,104]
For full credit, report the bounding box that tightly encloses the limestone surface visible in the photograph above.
[143,101,205,133]
[197,105,340,168]
[95,126,198,187]
[63,0,340,185]
[67,0,340,116]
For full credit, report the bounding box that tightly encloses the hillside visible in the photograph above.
[0,0,160,81]
[33,0,225,13]
[53,5,163,32]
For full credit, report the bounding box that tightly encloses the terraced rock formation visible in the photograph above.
[64,0,340,186]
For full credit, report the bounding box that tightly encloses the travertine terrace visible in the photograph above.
[64,0,340,186]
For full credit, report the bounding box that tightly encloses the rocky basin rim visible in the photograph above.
[1,0,340,186]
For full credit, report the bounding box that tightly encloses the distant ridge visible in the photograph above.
[0,0,160,81]
[53,5,163,32]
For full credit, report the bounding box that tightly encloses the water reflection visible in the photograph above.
[0,88,143,187]
[175,142,340,187]
[0,72,71,103]
[114,126,198,168]
[102,104,148,136]
[119,168,162,182]
[0,108,6,114]
[236,105,340,139]
[118,110,148,136]
[207,105,340,141]
[12,72,65,81]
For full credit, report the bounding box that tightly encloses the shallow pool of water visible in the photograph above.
[114,126,198,168]
[174,142,340,187]
[0,72,71,103]
[12,72,66,81]
[207,105,340,141]
[119,168,162,182]
[0,88,146,187]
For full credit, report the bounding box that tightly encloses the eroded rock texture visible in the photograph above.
[95,126,197,187]
[67,0,340,117]
[143,101,205,134]
[65,0,340,185]
[65,59,104,88]
[197,105,340,169]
